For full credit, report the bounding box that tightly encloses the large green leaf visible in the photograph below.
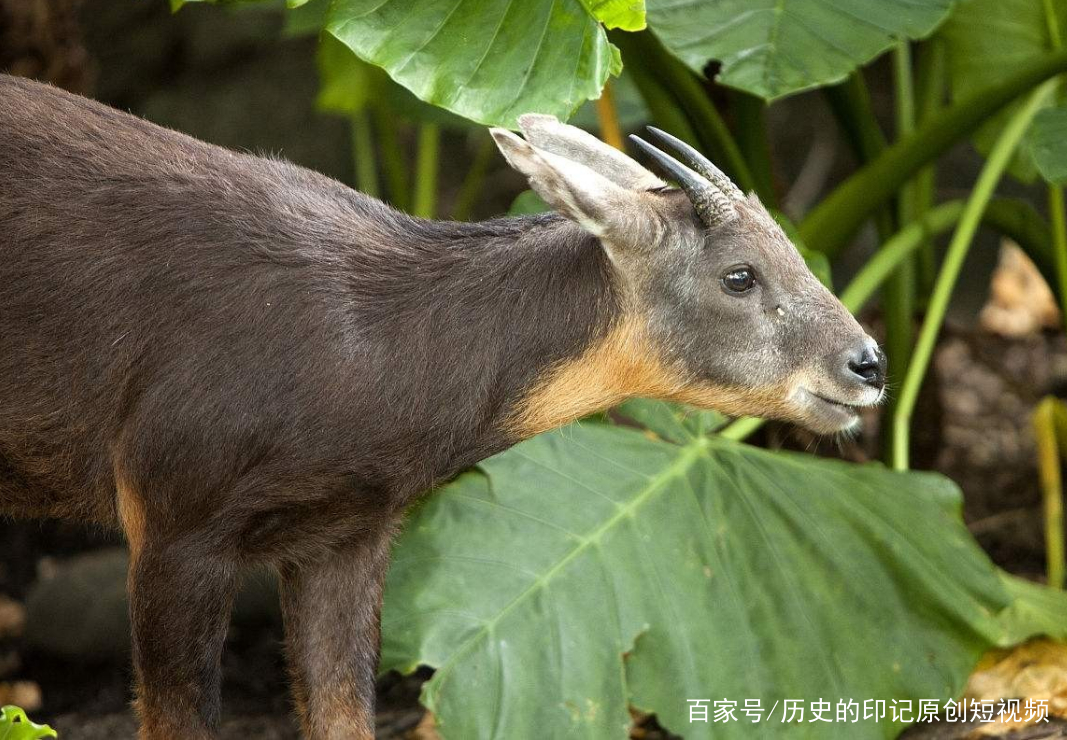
[316,33,473,128]
[1031,105,1067,185]
[325,0,625,128]
[938,0,1067,182]
[645,0,955,101]
[615,398,728,443]
[382,424,1067,739]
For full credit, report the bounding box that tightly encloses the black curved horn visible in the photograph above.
[645,126,744,200]
[629,134,734,225]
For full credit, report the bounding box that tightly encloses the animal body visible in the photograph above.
[0,74,885,739]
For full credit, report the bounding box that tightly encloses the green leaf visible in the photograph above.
[316,34,473,128]
[1031,106,1067,185]
[383,424,1055,739]
[0,707,57,740]
[325,0,621,128]
[938,0,1066,182]
[581,0,645,31]
[614,398,728,443]
[646,0,956,101]
[996,573,1067,645]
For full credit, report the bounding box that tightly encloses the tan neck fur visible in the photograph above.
[505,314,690,438]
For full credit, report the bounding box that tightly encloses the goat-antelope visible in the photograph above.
[0,75,885,739]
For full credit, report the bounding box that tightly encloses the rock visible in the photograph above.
[24,549,281,662]
[24,549,130,662]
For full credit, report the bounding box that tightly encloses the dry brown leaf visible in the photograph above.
[0,681,42,712]
[980,242,1061,338]
[963,638,1067,736]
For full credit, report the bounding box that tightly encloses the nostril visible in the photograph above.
[848,345,886,388]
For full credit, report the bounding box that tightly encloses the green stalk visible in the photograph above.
[824,71,889,164]
[351,111,379,198]
[891,83,1057,471]
[718,197,1054,442]
[730,91,777,207]
[839,201,963,311]
[823,71,898,244]
[374,105,410,212]
[1042,0,1067,321]
[610,30,758,197]
[452,134,495,222]
[623,59,701,146]
[1051,187,1067,319]
[823,68,906,460]
[412,123,439,219]
[913,41,946,294]
[880,42,918,462]
[1034,398,1066,589]
[801,49,1067,258]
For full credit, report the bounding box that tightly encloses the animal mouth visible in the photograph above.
[797,388,867,431]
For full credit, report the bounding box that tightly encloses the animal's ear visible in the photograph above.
[517,114,665,191]
[491,128,647,243]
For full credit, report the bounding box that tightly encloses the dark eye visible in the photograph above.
[722,266,756,294]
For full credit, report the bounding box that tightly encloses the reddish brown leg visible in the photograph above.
[127,537,237,740]
[278,527,395,740]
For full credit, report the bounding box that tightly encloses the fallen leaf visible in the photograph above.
[964,638,1067,736]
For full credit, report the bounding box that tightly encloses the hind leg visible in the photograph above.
[278,525,395,740]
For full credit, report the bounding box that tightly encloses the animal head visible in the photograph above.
[491,115,885,435]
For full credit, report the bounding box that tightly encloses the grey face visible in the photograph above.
[492,116,885,434]
[639,191,885,433]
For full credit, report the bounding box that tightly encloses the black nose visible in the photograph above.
[847,344,886,388]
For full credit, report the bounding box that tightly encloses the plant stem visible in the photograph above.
[730,91,777,207]
[801,49,1067,258]
[1051,187,1067,319]
[718,417,764,442]
[891,83,1057,471]
[1041,0,1067,320]
[624,59,701,146]
[452,134,495,222]
[610,30,758,197]
[914,40,946,295]
[412,123,439,219]
[595,80,625,150]
[880,42,918,462]
[374,105,410,212]
[351,111,379,198]
[1034,397,1066,589]
[824,71,889,164]
[822,72,895,245]
[839,201,963,310]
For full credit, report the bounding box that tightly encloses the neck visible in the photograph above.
[344,210,642,481]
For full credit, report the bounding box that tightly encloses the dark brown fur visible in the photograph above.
[0,75,623,738]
